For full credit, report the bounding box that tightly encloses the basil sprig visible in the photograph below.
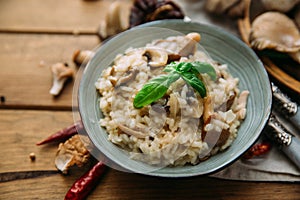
[133,61,216,109]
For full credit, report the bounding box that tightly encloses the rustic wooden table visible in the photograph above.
[0,0,299,199]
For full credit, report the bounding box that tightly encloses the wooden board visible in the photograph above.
[1,110,300,200]
[0,0,111,33]
[0,34,99,110]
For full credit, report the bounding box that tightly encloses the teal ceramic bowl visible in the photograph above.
[78,20,272,177]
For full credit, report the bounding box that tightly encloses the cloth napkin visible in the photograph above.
[174,0,300,182]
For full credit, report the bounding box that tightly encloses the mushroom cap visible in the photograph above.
[261,0,300,12]
[250,12,300,53]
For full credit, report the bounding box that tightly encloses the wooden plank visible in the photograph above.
[1,169,300,199]
[0,0,132,33]
[0,110,74,172]
[0,34,99,110]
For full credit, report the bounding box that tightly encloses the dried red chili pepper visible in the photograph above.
[64,161,107,200]
[36,121,84,145]
[242,142,271,159]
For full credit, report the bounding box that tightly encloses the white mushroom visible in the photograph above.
[261,0,300,12]
[144,48,168,67]
[72,50,95,66]
[234,90,249,120]
[49,63,74,96]
[118,124,148,139]
[168,93,180,118]
[115,68,138,87]
[55,135,90,174]
[203,95,215,123]
[97,1,130,40]
[250,12,300,53]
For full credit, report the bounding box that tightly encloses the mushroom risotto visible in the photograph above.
[95,33,249,166]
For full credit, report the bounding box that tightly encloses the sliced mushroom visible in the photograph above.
[250,12,300,53]
[202,127,231,148]
[144,48,168,67]
[118,124,148,138]
[235,90,249,119]
[115,68,138,87]
[152,33,200,59]
[168,93,180,118]
[203,95,215,123]
[55,135,90,174]
[49,63,74,96]
[261,0,300,12]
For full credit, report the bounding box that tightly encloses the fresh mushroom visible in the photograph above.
[97,1,130,40]
[72,50,95,66]
[49,63,74,96]
[55,135,90,174]
[201,95,230,148]
[144,48,168,67]
[260,0,300,12]
[249,12,300,53]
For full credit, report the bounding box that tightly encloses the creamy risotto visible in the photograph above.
[95,33,249,166]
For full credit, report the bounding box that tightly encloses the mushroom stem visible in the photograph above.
[49,63,74,96]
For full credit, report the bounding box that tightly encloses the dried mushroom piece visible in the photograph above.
[249,12,300,53]
[129,0,185,28]
[55,135,90,174]
[49,63,74,96]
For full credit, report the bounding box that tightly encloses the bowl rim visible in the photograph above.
[78,19,272,177]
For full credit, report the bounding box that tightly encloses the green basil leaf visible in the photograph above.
[163,62,177,73]
[190,61,217,81]
[133,73,180,108]
[180,72,206,98]
[176,62,193,73]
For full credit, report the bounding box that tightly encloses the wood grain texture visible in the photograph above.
[0,0,110,33]
[1,110,299,200]
[0,34,99,110]
[0,110,74,172]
